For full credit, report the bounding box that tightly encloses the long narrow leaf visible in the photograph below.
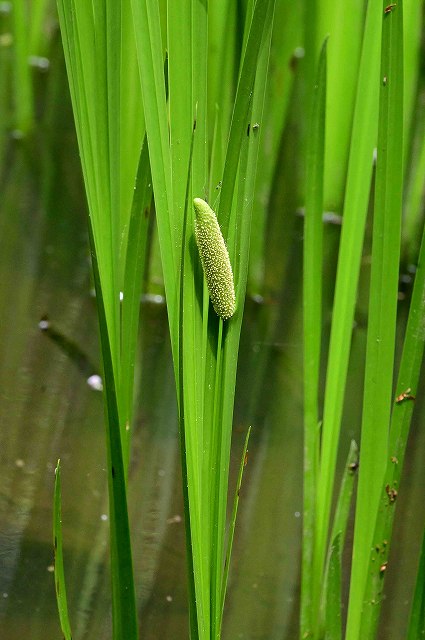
[218,0,272,238]
[346,2,404,637]
[403,87,425,264]
[301,37,327,638]
[212,4,275,636]
[328,440,358,556]
[313,0,381,616]
[324,533,342,640]
[360,204,425,636]
[178,117,202,640]
[321,441,358,636]
[407,524,425,640]
[53,460,73,640]
[120,137,152,466]
[88,220,138,640]
[219,426,251,632]
[130,0,177,339]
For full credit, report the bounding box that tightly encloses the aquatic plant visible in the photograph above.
[7,1,425,639]
[53,0,274,638]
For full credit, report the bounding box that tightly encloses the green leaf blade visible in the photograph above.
[324,533,342,640]
[360,191,425,636]
[346,2,404,637]
[301,36,327,638]
[407,526,425,640]
[89,221,139,640]
[53,460,73,640]
[313,0,381,620]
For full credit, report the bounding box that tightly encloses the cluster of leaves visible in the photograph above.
[6,0,425,638]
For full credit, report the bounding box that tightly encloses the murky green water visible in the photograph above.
[1,34,425,640]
